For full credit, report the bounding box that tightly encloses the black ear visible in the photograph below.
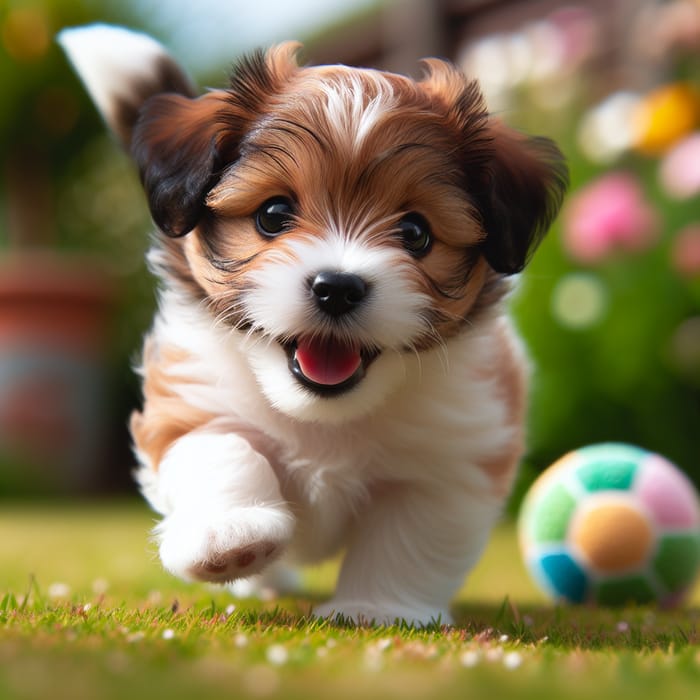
[477,125,568,274]
[128,45,302,238]
[130,92,234,237]
[59,24,219,237]
[417,59,567,275]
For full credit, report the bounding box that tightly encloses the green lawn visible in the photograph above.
[2,501,700,700]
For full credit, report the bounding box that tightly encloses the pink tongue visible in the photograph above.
[295,337,362,386]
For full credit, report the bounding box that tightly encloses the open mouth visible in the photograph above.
[284,336,379,396]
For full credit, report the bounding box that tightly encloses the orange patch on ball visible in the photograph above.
[573,502,653,573]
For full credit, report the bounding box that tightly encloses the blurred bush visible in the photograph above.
[0,0,154,494]
[0,0,155,336]
[459,2,700,493]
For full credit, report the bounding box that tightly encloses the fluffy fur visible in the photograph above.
[59,24,567,626]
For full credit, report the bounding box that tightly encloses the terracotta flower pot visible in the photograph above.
[0,252,114,495]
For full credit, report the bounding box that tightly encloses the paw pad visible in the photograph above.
[189,541,279,583]
[235,549,257,568]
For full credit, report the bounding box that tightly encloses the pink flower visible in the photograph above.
[659,132,700,199]
[562,173,660,263]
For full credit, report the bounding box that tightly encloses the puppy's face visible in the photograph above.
[131,44,566,422]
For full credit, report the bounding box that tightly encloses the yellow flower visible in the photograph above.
[1,8,50,63]
[632,83,700,155]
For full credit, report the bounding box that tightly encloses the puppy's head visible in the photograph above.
[61,26,567,423]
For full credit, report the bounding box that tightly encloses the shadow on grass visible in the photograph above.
[219,592,700,651]
[452,597,700,650]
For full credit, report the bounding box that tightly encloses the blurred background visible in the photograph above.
[0,0,698,501]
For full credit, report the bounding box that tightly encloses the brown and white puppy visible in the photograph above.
[60,24,566,626]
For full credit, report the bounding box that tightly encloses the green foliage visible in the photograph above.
[512,139,700,488]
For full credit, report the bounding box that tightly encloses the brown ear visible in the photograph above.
[420,59,568,274]
[130,43,302,237]
[475,123,568,274]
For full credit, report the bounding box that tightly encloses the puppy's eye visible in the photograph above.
[255,197,295,236]
[397,212,432,257]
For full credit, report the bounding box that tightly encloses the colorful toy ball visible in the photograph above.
[518,444,700,606]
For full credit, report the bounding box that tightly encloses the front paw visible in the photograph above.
[156,505,294,584]
[314,600,453,628]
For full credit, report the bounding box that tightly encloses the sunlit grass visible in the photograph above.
[2,501,700,700]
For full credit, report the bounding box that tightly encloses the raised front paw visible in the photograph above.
[156,505,294,584]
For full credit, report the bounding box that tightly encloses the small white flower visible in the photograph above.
[48,582,71,599]
[234,633,249,648]
[504,651,523,670]
[460,650,480,668]
[162,629,175,640]
[266,644,288,666]
[225,604,236,616]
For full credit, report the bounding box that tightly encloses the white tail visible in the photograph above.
[58,24,196,147]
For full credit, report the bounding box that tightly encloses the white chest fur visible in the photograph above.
[136,290,523,617]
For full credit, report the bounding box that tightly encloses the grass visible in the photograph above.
[2,501,700,700]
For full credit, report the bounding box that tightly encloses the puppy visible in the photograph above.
[59,24,567,626]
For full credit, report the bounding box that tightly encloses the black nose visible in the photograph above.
[310,271,368,317]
